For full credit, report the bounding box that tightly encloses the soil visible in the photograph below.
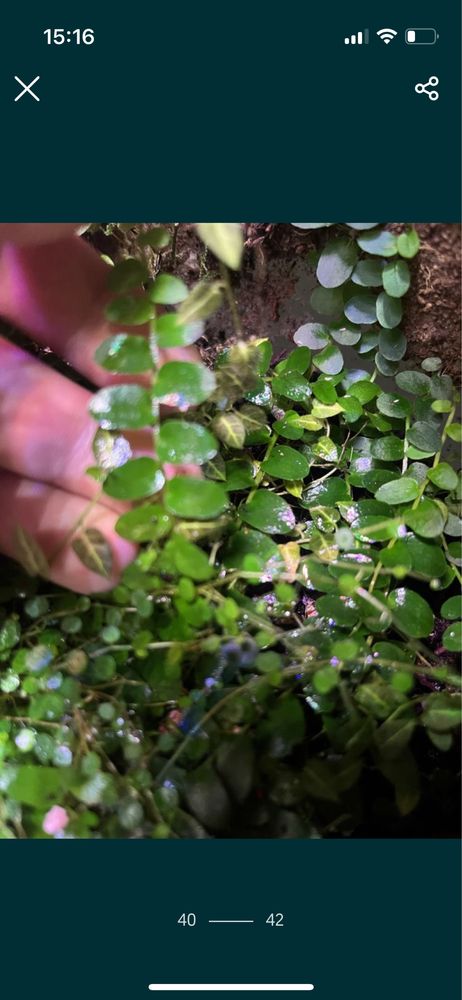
[87,222,461,380]
[5,222,458,385]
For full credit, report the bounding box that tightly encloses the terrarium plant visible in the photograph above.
[0,223,460,839]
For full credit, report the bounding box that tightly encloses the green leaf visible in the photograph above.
[312,380,338,404]
[422,356,442,373]
[407,422,441,454]
[382,259,411,297]
[313,343,343,375]
[272,372,312,401]
[92,429,132,470]
[262,446,310,480]
[107,257,149,293]
[358,330,379,354]
[105,294,155,325]
[427,463,458,491]
[303,759,339,802]
[89,385,153,430]
[344,293,377,325]
[72,528,112,578]
[375,478,419,504]
[376,392,411,419]
[356,228,398,256]
[380,750,420,816]
[370,436,405,461]
[177,280,223,324]
[397,228,420,258]
[395,370,431,396]
[301,477,350,507]
[94,333,151,374]
[14,526,49,578]
[313,666,339,694]
[225,459,255,490]
[152,361,216,408]
[376,291,402,329]
[293,323,330,349]
[149,273,188,305]
[431,399,452,413]
[330,322,362,346]
[157,420,218,465]
[166,536,214,581]
[348,379,379,404]
[447,424,462,443]
[405,498,445,538]
[7,765,74,807]
[196,223,243,270]
[254,338,274,373]
[116,504,172,542]
[375,717,416,760]
[212,412,246,449]
[378,329,407,361]
[316,595,359,627]
[152,313,204,348]
[441,595,462,620]
[422,692,461,732]
[311,435,340,459]
[105,457,164,500]
[375,353,399,377]
[276,346,311,374]
[361,469,400,494]
[379,541,412,573]
[338,395,363,422]
[138,227,171,250]
[430,373,454,401]
[404,535,447,579]
[260,698,305,758]
[164,477,228,519]
[310,285,343,316]
[241,491,296,535]
[0,617,21,651]
[442,622,462,651]
[388,588,434,638]
[223,528,283,576]
[316,237,357,288]
[239,404,270,442]
[351,259,384,286]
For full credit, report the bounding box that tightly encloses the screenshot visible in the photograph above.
[0,3,460,998]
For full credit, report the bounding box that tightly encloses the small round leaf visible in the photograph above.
[241,491,296,535]
[164,477,228,519]
[157,420,218,465]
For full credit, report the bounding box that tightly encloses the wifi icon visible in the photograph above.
[377,27,398,44]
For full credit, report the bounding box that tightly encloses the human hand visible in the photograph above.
[0,224,196,593]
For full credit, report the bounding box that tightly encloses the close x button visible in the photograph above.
[14,75,40,102]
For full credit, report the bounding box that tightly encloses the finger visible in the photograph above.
[0,337,200,503]
[0,469,135,594]
[0,336,153,504]
[0,230,199,388]
[0,224,80,247]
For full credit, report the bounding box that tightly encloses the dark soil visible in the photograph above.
[86,223,461,379]
[390,223,461,381]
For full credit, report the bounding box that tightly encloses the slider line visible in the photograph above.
[148,986,315,992]
[208,919,254,924]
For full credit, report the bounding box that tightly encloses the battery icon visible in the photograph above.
[405,28,438,44]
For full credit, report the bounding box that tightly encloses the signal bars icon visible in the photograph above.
[344,29,369,45]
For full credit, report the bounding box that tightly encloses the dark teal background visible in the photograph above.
[0,0,460,219]
[1,840,460,998]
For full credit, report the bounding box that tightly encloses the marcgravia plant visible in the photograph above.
[0,223,460,838]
